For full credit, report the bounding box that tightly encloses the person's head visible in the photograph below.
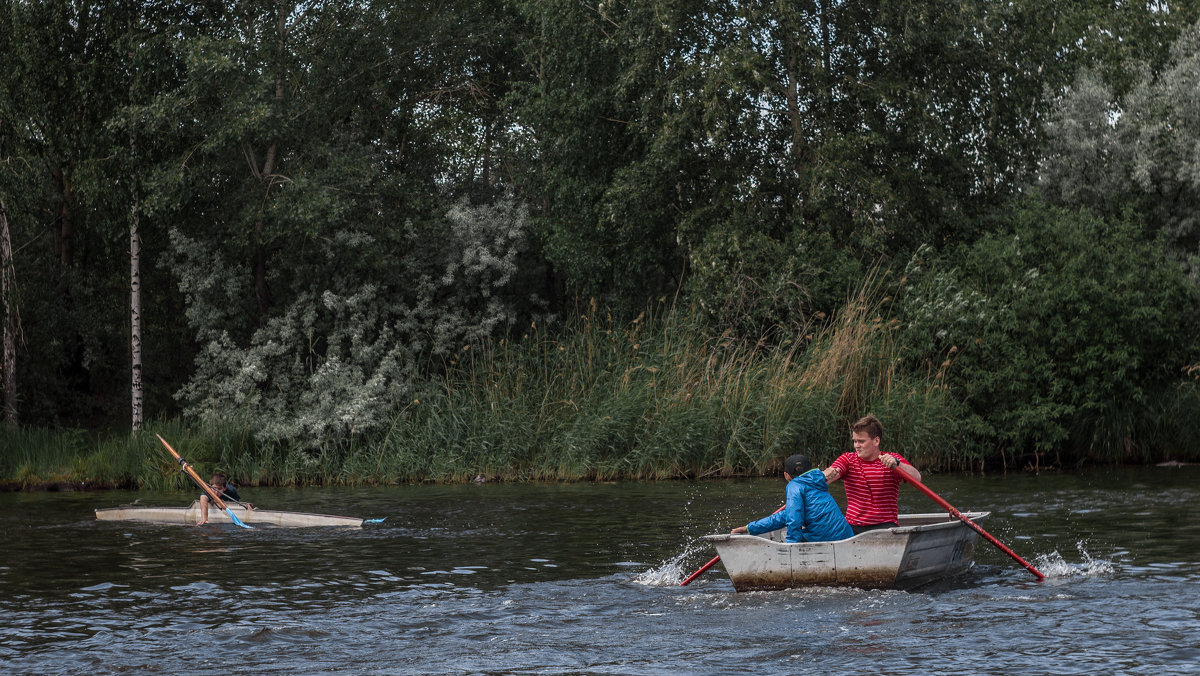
[209,473,229,490]
[850,414,882,461]
[784,454,811,479]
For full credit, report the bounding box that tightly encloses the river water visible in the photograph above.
[2,466,1198,674]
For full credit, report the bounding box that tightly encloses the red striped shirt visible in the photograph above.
[829,452,909,526]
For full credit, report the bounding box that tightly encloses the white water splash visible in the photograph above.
[1034,541,1116,579]
[633,541,711,587]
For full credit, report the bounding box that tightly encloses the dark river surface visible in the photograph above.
[2,466,1198,675]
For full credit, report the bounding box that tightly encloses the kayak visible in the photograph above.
[95,500,370,528]
[701,511,989,590]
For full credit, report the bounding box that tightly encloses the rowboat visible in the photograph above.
[95,500,370,528]
[701,511,989,591]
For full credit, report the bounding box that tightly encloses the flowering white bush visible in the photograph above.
[170,197,533,449]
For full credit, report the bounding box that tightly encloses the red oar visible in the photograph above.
[679,554,722,586]
[680,503,784,586]
[894,469,1044,581]
[157,434,253,529]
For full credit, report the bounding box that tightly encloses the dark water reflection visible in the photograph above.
[2,467,1198,674]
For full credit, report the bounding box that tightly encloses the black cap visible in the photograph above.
[785,454,811,477]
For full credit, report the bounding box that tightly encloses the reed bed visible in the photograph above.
[357,284,965,483]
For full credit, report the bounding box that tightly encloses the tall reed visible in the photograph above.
[366,279,967,482]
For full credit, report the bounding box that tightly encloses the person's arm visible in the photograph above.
[825,453,848,483]
[743,507,787,536]
[883,454,921,482]
[222,486,253,509]
[197,495,210,525]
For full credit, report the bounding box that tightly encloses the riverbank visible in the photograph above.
[0,479,133,493]
[2,422,1195,493]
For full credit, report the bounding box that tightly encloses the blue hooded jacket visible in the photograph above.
[746,469,854,543]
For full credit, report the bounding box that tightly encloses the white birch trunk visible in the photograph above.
[130,198,143,432]
[1,200,17,427]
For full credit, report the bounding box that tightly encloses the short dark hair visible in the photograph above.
[851,414,882,440]
[209,473,228,487]
[784,454,811,477]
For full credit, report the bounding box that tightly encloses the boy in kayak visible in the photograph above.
[197,472,252,525]
[824,414,922,534]
[730,454,854,542]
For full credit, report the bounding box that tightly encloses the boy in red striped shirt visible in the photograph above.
[824,414,922,534]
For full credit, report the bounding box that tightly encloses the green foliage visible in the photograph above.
[897,201,1198,462]
[1040,19,1200,274]
[687,222,862,339]
[0,0,213,427]
[1131,381,1200,464]
[0,426,148,486]
[505,0,680,311]
[506,0,1095,311]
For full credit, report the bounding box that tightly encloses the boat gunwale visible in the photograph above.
[701,511,990,546]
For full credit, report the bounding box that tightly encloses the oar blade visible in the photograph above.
[225,507,254,529]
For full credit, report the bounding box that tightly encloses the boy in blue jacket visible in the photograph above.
[731,454,854,543]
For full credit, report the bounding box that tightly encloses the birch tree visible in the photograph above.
[0,200,18,427]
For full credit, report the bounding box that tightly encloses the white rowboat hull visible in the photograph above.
[702,511,988,590]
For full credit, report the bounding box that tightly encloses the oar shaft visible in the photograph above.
[895,470,1045,581]
[157,434,229,510]
[680,556,720,586]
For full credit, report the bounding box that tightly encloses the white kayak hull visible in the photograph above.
[95,500,367,528]
[702,511,988,590]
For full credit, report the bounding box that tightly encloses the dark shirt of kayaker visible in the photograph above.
[202,484,240,502]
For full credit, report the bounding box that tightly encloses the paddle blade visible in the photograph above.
[225,507,254,529]
[362,518,386,524]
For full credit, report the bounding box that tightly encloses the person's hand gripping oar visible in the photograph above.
[679,503,784,586]
[156,433,253,529]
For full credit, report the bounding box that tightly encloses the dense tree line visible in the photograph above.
[2,1,1199,463]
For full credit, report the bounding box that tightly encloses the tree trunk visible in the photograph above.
[776,6,806,219]
[0,199,19,427]
[130,196,143,432]
[819,0,832,109]
[251,6,290,325]
[53,167,75,267]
